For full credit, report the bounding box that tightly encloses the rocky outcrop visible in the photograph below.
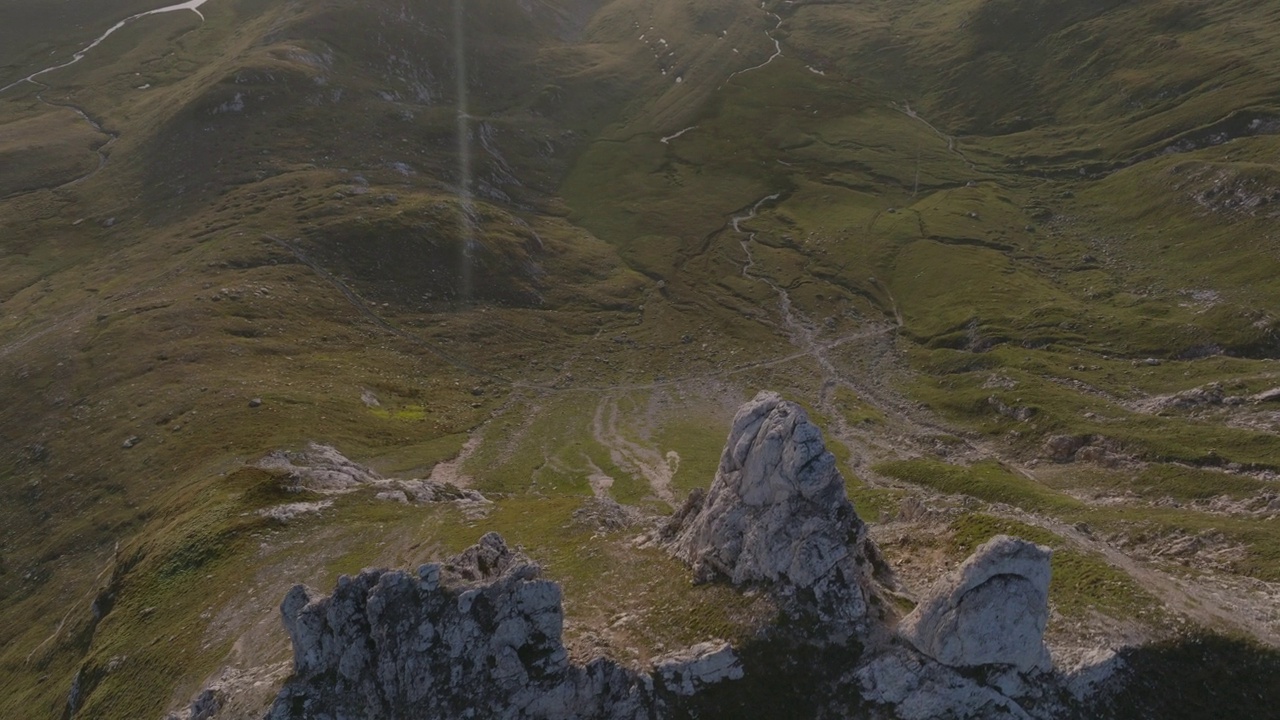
[652,642,743,696]
[255,443,491,518]
[258,395,1127,720]
[856,646,1042,720]
[898,535,1053,673]
[661,391,874,633]
[572,496,647,531]
[268,533,739,719]
[258,443,383,492]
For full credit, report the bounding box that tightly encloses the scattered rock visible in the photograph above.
[990,396,1035,422]
[895,496,941,524]
[248,398,263,408]
[1135,382,1225,413]
[1042,435,1126,466]
[898,535,1053,673]
[256,444,491,515]
[1043,435,1085,462]
[167,684,224,720]
[572,497,646,531]
[23,443,50,463]
[259,500,334,523]
[374,490,409,504]
[122,436,141,449]
[1250,387,1280,404]
[1074,445,1118,468]
[166,664,292,720]
[982,374,1019,390]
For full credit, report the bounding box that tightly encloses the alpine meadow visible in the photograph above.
[2,1,1280,718]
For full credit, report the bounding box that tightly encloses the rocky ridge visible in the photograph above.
[265,532,737,719]
[169,391,1127,719]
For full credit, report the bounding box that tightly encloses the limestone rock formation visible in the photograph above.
[268,533,739,719]
[255,396,1096,720]
[662,391,872,630]
[256,443,490,513]
[898,535,1053,673]
[856,646,1042,720]
[652,641,742,697]
[258,443,383,492]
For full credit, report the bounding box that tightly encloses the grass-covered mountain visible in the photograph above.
[2,0,1279,717]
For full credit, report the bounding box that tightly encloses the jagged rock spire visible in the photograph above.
[663,391,874,631]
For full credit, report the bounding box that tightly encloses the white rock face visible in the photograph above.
[663,391,871,627]
[653,641,743,696]
[257,443,383,492]
[856,647,1037,720]
[898,535,1053,673]
[269,533,741,719]
[1062,648,1127,703]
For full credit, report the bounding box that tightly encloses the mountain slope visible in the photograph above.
[2,0,1280,717]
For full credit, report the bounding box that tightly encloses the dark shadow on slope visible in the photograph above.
[1086,633,1280,720]
[667,622,869,720]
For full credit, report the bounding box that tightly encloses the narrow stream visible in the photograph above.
[0,0,211,96]
[0,0,212,197]
[722,7,784,88]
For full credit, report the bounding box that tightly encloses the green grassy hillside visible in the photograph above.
[3,0,1280,716]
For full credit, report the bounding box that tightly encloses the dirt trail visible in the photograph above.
[0,0,209,200]
[730,191,1280,649]
[426,435,481,488]
[1045,516,1279,646]
[278,205,1280,648]
[0,0,210,95]
[591,395,676,505]
[989,458,1280,648]
[583,456,616,499]
[732,193,955,464]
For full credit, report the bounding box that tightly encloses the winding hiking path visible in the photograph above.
[275,174,1280,650]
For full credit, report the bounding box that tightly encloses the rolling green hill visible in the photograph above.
[3,0,1280,717]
